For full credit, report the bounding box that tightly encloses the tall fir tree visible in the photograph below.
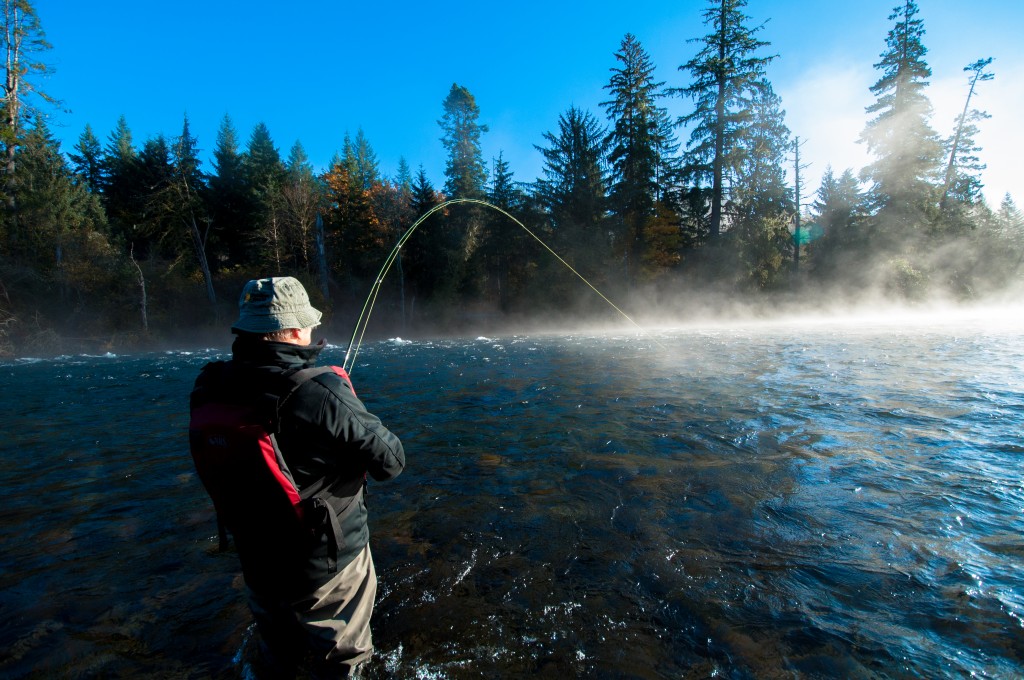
[243,122,285,192]
[0,0,56,248]
[731,80,793,290]
[808,166,868,282]
[242,122,286,270]
[68,124,103,191]
[940,58,994,213]
[860,0,942,244]
[674,0,775,239]
[732,80,792,221]
[99,116,141,251]
[402,165,456,310]
[350,128,379,192]
[170,114,216,307]
[439,83,488,200]
[478,152,528,309]
[135,134,174,257]
[534,107,609,236]
[602,33,676,285]
[207,114,248,267]
[438,83,489,300]
[534,106,610,286]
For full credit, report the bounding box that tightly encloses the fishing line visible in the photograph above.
[343,198,655,373]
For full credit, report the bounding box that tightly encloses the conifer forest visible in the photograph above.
[0,0,1020,356]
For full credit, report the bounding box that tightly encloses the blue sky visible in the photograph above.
[38,0,1023,205]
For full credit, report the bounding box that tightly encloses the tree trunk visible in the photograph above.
[3,0,22,248]
[129,244,148,333]
[940,67,983,211]
[186,212,217,312]
[315,212,330,304]
[710,0,727,240]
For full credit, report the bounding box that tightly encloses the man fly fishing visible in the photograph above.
[189,276,405,677]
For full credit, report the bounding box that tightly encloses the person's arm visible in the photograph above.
[311,374,406,481]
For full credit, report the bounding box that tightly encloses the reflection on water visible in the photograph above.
[1,318,1023,678]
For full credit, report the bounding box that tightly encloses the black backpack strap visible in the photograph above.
[265,366,336,433]
[311,484,365,573]
[274,365,362,573]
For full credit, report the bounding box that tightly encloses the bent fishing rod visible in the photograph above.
[342,198,654,374]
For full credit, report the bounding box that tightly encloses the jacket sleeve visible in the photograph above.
[298,373,406,482]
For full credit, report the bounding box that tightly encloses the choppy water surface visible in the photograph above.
[1,314,1023,678]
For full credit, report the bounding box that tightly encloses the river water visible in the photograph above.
[1,311,1022,678]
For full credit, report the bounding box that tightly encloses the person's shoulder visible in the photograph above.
[297,366,354,400]
[193,359,229,387]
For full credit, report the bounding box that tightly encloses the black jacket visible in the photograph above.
[191,336,405,596]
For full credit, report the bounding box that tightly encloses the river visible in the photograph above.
[1,310,1022,678]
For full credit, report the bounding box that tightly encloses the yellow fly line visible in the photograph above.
[342,198,654,373]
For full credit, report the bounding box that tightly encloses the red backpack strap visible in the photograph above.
[329,365,356,397]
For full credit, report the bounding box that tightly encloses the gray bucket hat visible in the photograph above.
[231,276,323,333]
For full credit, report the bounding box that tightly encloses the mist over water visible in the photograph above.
[1,311,1022,678]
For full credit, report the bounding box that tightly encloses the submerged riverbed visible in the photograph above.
[1,313,1022,678]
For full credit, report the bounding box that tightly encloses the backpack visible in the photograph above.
[188,363,361,583]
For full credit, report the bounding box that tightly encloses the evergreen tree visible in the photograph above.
[351,128,379,192]
[402,166,455,309]
[438,83,489,302]
[439,83,488,199]
[535,107,609,237]
[478,152,528,309]
[136,118,212,305]
[410,166,441,217]
[172,115,206,201]
[170,114,216,307]
[0,0,57,247]
[808,166,868,282]
[244,122,285,192]
[602,33,675,285]
[732,80,792,221]
[242,122,287,270]
[395,157,413,194]
[207,114,248,267]
[678,184,713,249]
[674,0,775,239]
[281,141,322,273]
[940,58,994,212]
[860,0,942,243]
[534,106,610,285]
[652,102,682,206]
[99,115,141,249]
[135,134,175,257]
[68,124,103,191]
[386,160,417,328]
[390,157,417,280]
[996,194,1024,246]
[14,116,118,326]
[969,193,1024,292]
[488,152,524,212]
[730,80,794,290]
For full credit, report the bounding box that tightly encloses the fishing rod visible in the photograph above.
[342,198,653,374]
